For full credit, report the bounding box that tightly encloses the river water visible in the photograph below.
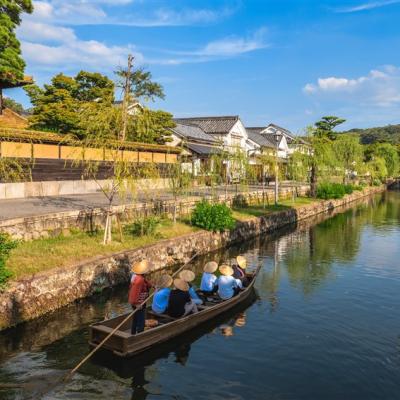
[0,191,399,400]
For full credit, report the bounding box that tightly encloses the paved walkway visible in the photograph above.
[0,183,303,221]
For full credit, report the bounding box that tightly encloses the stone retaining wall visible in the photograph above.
[0,185,309,241]
[0,185,384,330]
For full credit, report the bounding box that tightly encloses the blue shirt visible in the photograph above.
[217,276,243,300]
[152,288,171,314]
[189,285,203,305]
[200,272,218,292]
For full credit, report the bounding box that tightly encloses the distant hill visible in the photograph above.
[342,124,400,145]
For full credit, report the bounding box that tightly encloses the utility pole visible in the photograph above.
[121,54,134,141]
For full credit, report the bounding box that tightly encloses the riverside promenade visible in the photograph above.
[0,182,303,221]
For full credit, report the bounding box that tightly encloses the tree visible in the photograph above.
[0,0,33,113]
[315,116,346,140]
[333,134,363,183]
[372,143,399,177]
[128,108,175,144]
[2,97,24,114]
[115,64,165,103]
[25,71,115,136]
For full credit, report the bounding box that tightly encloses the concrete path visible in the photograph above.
[0,183,301,221]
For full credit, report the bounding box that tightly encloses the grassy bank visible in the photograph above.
[232,197,318,221]
[6,197,319,280]
[8,220,196,279]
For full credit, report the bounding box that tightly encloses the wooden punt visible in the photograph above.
[89,266,261,357]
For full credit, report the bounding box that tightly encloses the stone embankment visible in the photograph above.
[0,185,384,330]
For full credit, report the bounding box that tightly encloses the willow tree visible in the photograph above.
[333,134,363,184]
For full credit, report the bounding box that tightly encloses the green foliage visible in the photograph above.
[0,1,33,84]
[314,116,346,140]
[0,233,18,288]
[115,66,165,102]
[191,200,235,232]
[316,183,355,200]
[25,72,115,136]
[372,143,399,177]
[366,156,388,182]
[343,124,400,145]
[125,216,160,237]
[3,97,25,114]
[128,108,175,144]
[333,134,363,182]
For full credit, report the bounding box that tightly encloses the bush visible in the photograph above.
[372,179,382,186]
[0,233,18,289]
[125,216,160,237]
[316,183,353,200]
[191,201,235,232]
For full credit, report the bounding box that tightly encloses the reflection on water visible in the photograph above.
[0,191,400,400]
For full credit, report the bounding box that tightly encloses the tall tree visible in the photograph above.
[333,134,363,183]
[315,116,346,140]
[115,62,165,103]
[25,71,115,136]
[0,0,33,113]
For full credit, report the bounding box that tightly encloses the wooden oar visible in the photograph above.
[63,252,199,382]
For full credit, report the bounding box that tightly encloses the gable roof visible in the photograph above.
[174,116,239,135]
[172,122,217,144]
[246,129,276,148]
[265,123,296,143]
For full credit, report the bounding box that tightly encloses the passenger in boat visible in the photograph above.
[168,278,198,318]
[200,261,219,295]
[128,260,152,334]
[179,270,203,305]
[232,255,250,287]
[151,274,173,315]
[217,264,243,300]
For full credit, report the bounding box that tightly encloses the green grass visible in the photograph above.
[232,197,318,221]
[7,220,197,279]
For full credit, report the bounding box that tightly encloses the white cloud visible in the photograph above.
[18,21,76,43]
[303,66,400,107]
[335,0,400,13]
[29,0,236,27]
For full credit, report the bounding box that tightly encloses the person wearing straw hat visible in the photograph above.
[217,264,243,300]
[179,270,203,305]
[232,255,250,287]
[168,278,198,318]
[151,274,173,315]
[200,261,219,295]
[128,260,152,334]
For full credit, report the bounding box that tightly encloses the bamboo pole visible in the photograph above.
[63,252,199,382]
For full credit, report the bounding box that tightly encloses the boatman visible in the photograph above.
[128,260,152,334]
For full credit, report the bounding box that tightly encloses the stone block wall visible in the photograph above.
[0,185,309,241]
[0,185,384,330]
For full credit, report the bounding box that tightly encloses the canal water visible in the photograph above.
[0,191,399,400]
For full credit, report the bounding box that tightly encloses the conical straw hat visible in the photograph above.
[219,264,234,276]
[174,278,189,291]
[179,270,195,282]
[203,261,218,273]
[157,274,173,288]
[131,259,151,274]
[236,255,247,269]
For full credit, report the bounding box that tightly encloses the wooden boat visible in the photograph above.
[89,266,261,357]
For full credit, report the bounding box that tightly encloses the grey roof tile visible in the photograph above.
[172,123,217,144]
[174,116,239,135]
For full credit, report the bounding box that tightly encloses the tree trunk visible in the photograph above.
[310,163,317,198]
[0,88,3,116]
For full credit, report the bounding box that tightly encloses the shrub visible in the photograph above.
[191,201,235,232]
[0,233,18,289]
[232,194,248,208]
[372,179,382,186]
[125,216,160,237]
[316,183,349,200]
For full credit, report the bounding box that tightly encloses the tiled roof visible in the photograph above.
[265,123,295,143]
[186,143,218,155]
[172,123,217,144]
[246,130,276,148]
[174,116,239,135]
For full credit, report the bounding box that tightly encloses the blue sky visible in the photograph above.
[9,0,400,133]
